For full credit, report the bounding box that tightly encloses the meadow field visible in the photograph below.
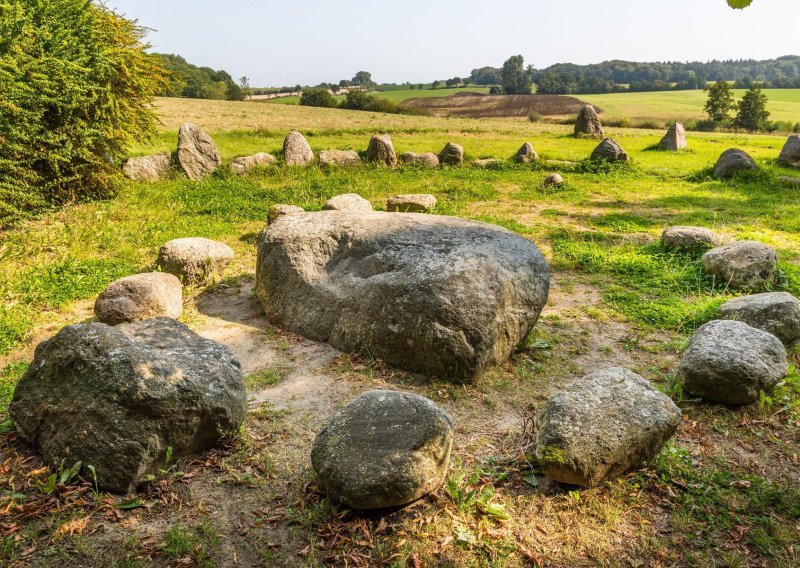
[1,98,799,567]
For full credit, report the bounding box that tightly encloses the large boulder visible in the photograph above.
[717,292,800,346]
[777,134,800,168]
[662,226,720,253]
[365,135,397,166]
[678,320,787,405]
[438,142,464,166]
[123,154,172,182]
[714,148,757,178]
[94,273,183,325]
[574,105,604,138]
[319,150,362,168]
[535,368,681,487]
[386,194,437,213]
[157,237,235,284]
[701,241,778,291]
[322,193,372,212]
[9,318,246,493]
[660,123,688,151]
[514,142,539,164]
[268,204,304,225]
[399,152,439,167]
[256,212,550,382]
[590,138,629,163]
[312,390,453,510]
[283,131,314,166]
[230,153,276,175]
[177,124,221,181]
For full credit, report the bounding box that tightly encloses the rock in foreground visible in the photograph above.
[94,272,183,325]
[256,212,550,382]
[574,105,604,138]
[386,194,437,213]
[701,241,777,291]
[662,226,720,253]
[678,320,787,405]
[312,390,453,509]
[777,134,800,168]
[10,318,246,493]
[177,124,221,180]
[714,148,756,178]
[535,368,681,487]
[123,154,172,182]
[157,237,235,284]
[717,292,800,346]
[590,138,629,163]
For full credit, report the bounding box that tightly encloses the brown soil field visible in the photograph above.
[402,93,597,119]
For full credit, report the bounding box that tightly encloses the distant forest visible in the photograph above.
[154,54,245,100]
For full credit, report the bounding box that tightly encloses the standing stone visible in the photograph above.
[661,226,720,253]
[9,318,246,493]
[574,105,604,138]
[439,142,464,166]
[717,292,800,346]
[701,241,778,291]
[157,237,235,284]
[660,123,688,151]
[94,273,183,325]
[123,154,172,182]
[535,368,681,487]
[543,173,564,188]
[714,148,757,178]
[322,193,373,212]
[399,152,440,167]
[283,131,314,166]
[268,204,304,225]
[230,153,277,175]
[678,320,787,405]
[386,194,437,213]
[365,135,397,166]
[319,150,362,168]
[514,143,539,163]
[177,124,221,181]
[312,390,453,510]
[590,138,630,163]
[777,134,800,168]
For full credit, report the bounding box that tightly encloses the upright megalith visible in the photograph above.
[514,142,539,164]
[438,142,464,166]
[574,105,604,138]
[777,134,800,168]
[365,135,397,166]
[177,124,221,180]
[660,123,688,151]
[283,131,314,166]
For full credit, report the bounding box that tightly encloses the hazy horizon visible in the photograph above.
[108,0,800,88]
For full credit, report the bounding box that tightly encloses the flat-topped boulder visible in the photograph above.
[94,272,183,325]
[701,241,777,291]
[660,123,688,151]
[678,320,787,405]
[9,318,246,493]
[177,124,221,180]
[283,131,314,166]
[386,194,437,213]
[312,390,453,510]
[268,204,304,225]
[574,105,604,138]
[777,134,800,168]
[536,368,681,487]
[438,142,464,166]
[514,142,539,164]
[230,153,276,175]
[322,193,372,212]
[473,158,502,167]
[590,138,629,163]
[319,150,362,168]
[714,148,757,178]
[365,135,397,166]
[662,226,720,253]
[157,237,235,284]
[256,212,550,382]
[123,153,172,182]
[399,152,439,167]
[717,292,800,346]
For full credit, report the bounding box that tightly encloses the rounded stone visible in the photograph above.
[319,150,362,168]
[399,152,439,167]
[283,131,314,166]
[123,154,172,182]
[777,134,800,168]
[268,204,304,225]
[514,142,539,164]
[590,138,629,163]
[574,105,604,138]
[386,194,437,213]
[311,390,453,510]
[714,148,757,178]
[230,153,276,175]
[322,193,372,212]
[438,142,464,166]
[94,272,183,325]
[543,173,564,188]
[157,237,235,284]
[701,241,778,291]
[717,292,800,346]
[662,226,720,253]
[364,135,397,167]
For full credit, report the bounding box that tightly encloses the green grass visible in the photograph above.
[244,366,291,390]
[264,86,493,106]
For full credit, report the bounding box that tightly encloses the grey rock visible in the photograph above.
[590,138,629,163]
[256,212,550,382]
[319,150,362,168]
[574,105,604,138]
[473,158,502,167]
[10,318,246,493]
[157,237,235,284]
[386,194,437,213]
[717,292,800,346]
[702,241,778,291]
[177,124,221,181]
[662,226,720,253]
[777,134,800,168]
[94,273,183,325]
[322,193,372,212]
[283,131,314,166]
[660,123,688,151]
[678,320,787,405]
[312,390,453,509]
[714,148,757,178]
[268,204,304,225]
[514,142,539,164]
[543,173,564,188]
[438,142,464,166]
[535,368,681,487]
[399,152,439,167]
[365,135,397,166]
[779,175,800,186]
[230,153,276,175]
[123,154,172,182]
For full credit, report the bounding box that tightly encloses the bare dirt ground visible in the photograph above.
[401,93,596,119]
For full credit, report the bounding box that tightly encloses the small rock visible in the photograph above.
[678,320,787,405]
[543,173,564,188]
[123,154,172,182]
[660,123,688,151]
[515,142,539,164]
[268,204,304,225]
[365,135,397,166]
[574,105,604,138]
[319,150,362,168]
[284,131,314,166]
[439,142,464,166]
[590,138,629,163]
[778,175,800,186]
[157,237,235,284]
[702,241,778,291]
[714,148,757,178]
[312,390,453,509]
[386,194,437,213]
[230,153,276,175]
[717,292,800,346]
[94,273,183,325]
[662,226,720,253]
[535,368,681,487]
[473,158,502,167]
[177,124,221,180]
[399,152,439,167]
[322,193,372,212]
[777,134,800,168]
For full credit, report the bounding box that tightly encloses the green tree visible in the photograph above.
[351,71,374,89]
[239,76,252,99]
[340,90,374,110]
[501,55,533,95]
[0,0,164,224]
[704,80,736,123]
[735,84,770,131]
[300,88,337,108]
[728,0,752,8]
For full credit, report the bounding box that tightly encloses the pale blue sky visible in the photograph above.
[107,0,799,87]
